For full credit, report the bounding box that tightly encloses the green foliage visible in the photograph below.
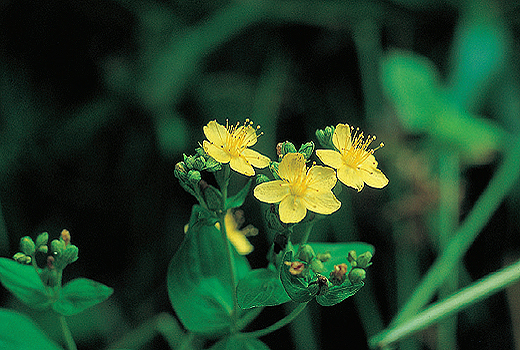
[0,257,51,309]
[210,333,270,350]
[381,50,504,161]
[236,266,291,309]
[0,308,63,350]
[53,278,114,316]
[167,205,253,335]
[225,178,253,210]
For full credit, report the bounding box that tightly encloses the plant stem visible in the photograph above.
[59,315,77,350]
[244,302,309,338]
[387,136,520,327]
[370,257,520,349]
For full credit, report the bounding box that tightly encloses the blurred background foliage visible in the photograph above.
[0,0,520,349]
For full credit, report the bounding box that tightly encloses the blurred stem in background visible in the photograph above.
[371,134,520,347]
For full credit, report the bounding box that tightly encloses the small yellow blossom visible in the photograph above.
[202,119,270,176]
[253,153,341,223]
[316,123,388,192]
[213,210,257,255]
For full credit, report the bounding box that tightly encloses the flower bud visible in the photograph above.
[298,141,315,160]
[60,229,71,246]
[204,157,221,172]
[347,250,358,267]
[35,232,49,248]
[279,141,297,158]
[315,126,335,148]
[310,259,326,274]
[20,236,35,256]
[51,239,65,256]
[348,267,366,284]
[187,170,202,185]
[174,161,189,181]
[298,244,315,263]
[255,174,270,185]
[62,245,79,265]
[357,251,373,269]
[316,252,331,262]
[269,162,280,180]
[13,252,31,264]
[193,156,206,171]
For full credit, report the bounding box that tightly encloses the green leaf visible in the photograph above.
[0,308,63,350]
[236,266,291,309]
[280,251,316,303]
[53,278,113,316]
[381,50,504,161]
[167,205,253,335]
[225,179,252,210]
[0,257,51,309]
[210,333,271,350]
[316,281,364,307]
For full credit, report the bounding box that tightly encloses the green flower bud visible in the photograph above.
[315,126,335,148]
[174,162,189,181]
[193,156,206,171]
[298,245,315,263]
[62,245,79,265]
[277,141,297,158]
[347,250,358,267]
[256,174,270,185]
[204,157,221,172]
[35,232,49,248]
[187,170,202,185]
[310,259,326,274]
[298,141,315,160]
[202,183,224,212]
[20,236,36,256]
[316,252,331,262]
[348,267,366,284]
[357,252,373,269]
[51,239,65,256]
[183,154,196,169]
[13,252,31,264]
[38,245,49,254]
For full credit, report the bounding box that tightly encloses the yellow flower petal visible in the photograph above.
[203,140,231,163]
[203,120,228,147]
[316,149,343,169]
[332,123,351,152]
[242,148,270,169]
[254,180,290,203]
[302,190,341,215]
[279,195,307,223]
[360,168,389,189]
[337,165,365,192]
[236,125,258,147]
[278,153,306,183]
[306,165,337,191]
[229,156,255,176]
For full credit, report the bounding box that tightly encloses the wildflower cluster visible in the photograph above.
[169,118,388,338]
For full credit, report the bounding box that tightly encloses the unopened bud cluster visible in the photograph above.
[12,230,79,287]
[347,250,373,284]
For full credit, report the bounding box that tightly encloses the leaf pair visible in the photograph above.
[0,258,113,316]
[167,205,255,335]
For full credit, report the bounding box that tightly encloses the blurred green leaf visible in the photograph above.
[0,258,51,309]
[53,278,113,316]
[167,205,252,335]
[0,309,63,350]
[210,333,271,350]
[236,266,291,309]
[381,50,504,161]
[225,179,252,210]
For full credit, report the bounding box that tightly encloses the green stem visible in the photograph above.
[387,136,520,327]
[437,151,460,350]
[245,302,309,338]
[370,258,520,349]
[59,315,77,350]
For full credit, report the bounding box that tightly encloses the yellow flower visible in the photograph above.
[253,153,341,223]
[316,123,388,192]
[202,119,270,176]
